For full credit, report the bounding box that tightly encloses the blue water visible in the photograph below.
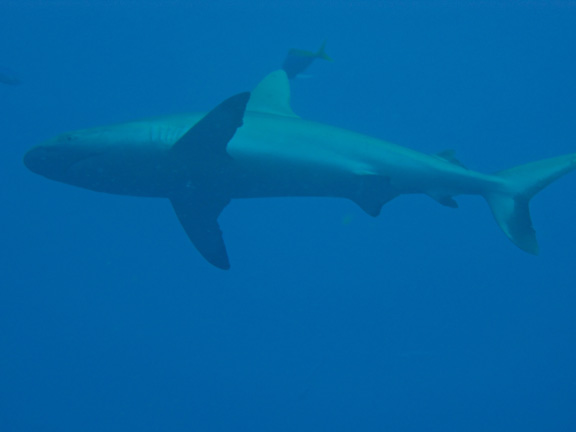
[2,1,576,430]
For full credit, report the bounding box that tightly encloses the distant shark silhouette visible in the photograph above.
[24,70,576,269]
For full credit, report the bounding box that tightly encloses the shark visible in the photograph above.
[24,70,576,269]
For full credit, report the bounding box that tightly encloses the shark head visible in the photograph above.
[23,130,109,183]
[23,121,173,196]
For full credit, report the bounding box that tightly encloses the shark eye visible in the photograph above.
[61,134,76,143]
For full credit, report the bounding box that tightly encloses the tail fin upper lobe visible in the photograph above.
[484,153,576,254]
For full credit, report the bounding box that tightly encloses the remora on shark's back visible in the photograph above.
[282,41,332,79]
[24,70,576,269]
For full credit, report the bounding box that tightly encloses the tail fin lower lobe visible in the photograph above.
[484,153,576,254]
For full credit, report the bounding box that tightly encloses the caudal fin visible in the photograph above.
[484,153,576,254]
[316,40,333,61]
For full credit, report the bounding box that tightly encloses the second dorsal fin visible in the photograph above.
[435,149,467,169]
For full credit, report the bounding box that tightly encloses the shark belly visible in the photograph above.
[64,147,175,197]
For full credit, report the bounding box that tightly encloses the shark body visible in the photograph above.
[24,71,576,269]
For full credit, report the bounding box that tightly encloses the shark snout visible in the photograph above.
[23,143,91,179]
[23,146,51,175]
[24,137,110,183]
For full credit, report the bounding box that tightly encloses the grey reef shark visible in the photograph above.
[24,68,576,269]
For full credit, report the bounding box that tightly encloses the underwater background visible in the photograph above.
[2,0,576,430]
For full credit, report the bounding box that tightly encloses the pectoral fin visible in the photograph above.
[171,92,250,160]
[170,195,231,270]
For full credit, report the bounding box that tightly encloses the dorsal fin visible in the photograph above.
[247,70,298,118]
[435,149,467,169]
